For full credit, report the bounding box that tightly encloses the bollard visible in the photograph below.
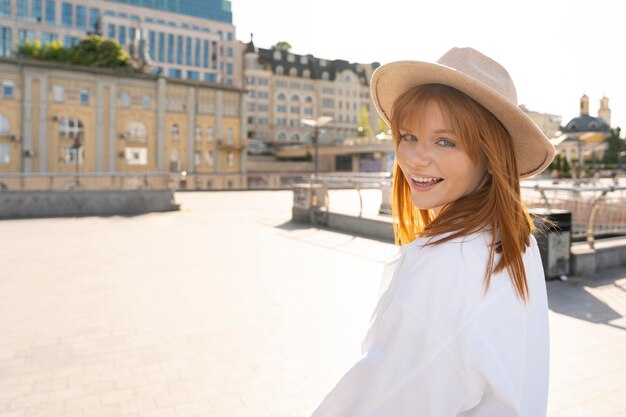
[531,208,572,279]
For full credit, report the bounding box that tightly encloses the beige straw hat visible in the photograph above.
[370,47,555,178]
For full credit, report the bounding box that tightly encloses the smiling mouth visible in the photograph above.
[409,175,444,188]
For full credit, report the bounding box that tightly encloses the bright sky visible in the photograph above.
[231,0,626,134]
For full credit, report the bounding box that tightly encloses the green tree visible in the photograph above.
[602,127,624,165]
[376,118,388,135]
[271,41,292,51]
[357,106,372,138]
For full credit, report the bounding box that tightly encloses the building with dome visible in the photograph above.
[550,94,612,171]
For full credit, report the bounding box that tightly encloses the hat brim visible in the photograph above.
[371,61,555,178]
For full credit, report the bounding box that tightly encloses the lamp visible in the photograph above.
[301,116,332,178]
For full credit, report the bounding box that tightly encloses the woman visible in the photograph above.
[310,48,555,417]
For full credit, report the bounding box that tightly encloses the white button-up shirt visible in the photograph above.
[311,231,549,417]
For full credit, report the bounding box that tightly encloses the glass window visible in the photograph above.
[142,94,151,109]
[0,113,10,134]
[203,40,209,68]
[17,0,27,19]
[45,0,55,23]
[118,26,126,45]
[33,0,42,21]
[205,126,213,142]
[227,32,233,41]
[124,147,147,165]
[52,85,64,102]
[0,143,9,164]
[187,70,199,80]
[194,126,202,142]
[76,5,86,28]
[194,151,201,167]
[167,68,181,78]
[89,8,100,32]
[227,152,233,167]
[41,32,57,44]
[126,121,147,141]
[129,27,135,43]
[62,2,72,26]
[18,29,35,45]
[206,150,213,166]
[167,34,174,63]
[120,92,131,107]
[2,80,14,98]
[194,38,200,67]
[0,27,12,57]
[148,31,155,60]
[63,36,78,47]
[0,0,8,17]
[79,88,89,105]
[226,63,233,75]
[176,35,183,64]
[107,24,115,39]
[58,117,83,140]
[171,123,179,140]
[204,73,216,82]
[227,47,232,57]
[185,36,191,65]
[157,32,164,62]
[226,128,233,144]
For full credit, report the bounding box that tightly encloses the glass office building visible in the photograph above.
[109,0,232,23]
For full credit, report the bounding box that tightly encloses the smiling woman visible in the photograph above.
[310,47,556,417]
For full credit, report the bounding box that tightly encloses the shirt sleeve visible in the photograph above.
[309,301,483,417]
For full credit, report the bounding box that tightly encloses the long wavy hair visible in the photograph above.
[390,84,535,303]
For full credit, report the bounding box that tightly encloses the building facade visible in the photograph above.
[0,57,246,189]
[242,39,381,148]
[0,0,241,86]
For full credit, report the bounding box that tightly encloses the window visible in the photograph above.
[157,32,165,62]
[76,5,86,28]
[63,36,79,47]
[164,33,173,63]
[194,38,200,67]
[58,117,83,140]
[171,123,179,140]
[322,71,329,80]
[206,150,213,166]
[275,66,284,75]
[175,35,183,64]
[121,92,131,108]
[0,143,9,164]
[52,85,64,102]
[0,27,11,57]
[203,40,209,68]
[276,93,286,101]
[129,27,136,44]
[33,0,42,21]
[227,152,233,167]
[107,24,115,39]
[89,8,100,32]
[124,147,147,165]
[194,150,201,167]
[0,113,9,134]
[303,69,311,78]
[79,88,89,105]
[45,0,55,24]
[304,108,313,115]
[291,133,300,142]
[18,29,35,45]
[17,0,27,19]
[148,31,155,59]
[126,121,147,141]
[287,54,295,63]
[304,96,313,103]
[289,67,297,77]
[290,94,299,101]
[204,73,216,82]
[187,70,199,80]
[142,94,152,109]
[118,26,126,45]
[226,128,234,144]
[62,3,72,26]
[276,105,286,113]
[168,68,181,78]
[185,36,191,65]
[60,145,83,164]
[41,33,57,44]
[2,81,14,98]
[290,106,300,114]
[277,132,286,141]
[206,126,213,142]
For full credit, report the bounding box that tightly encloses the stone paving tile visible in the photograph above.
[0,191,625,417]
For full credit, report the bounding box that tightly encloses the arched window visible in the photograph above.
[276,92,286,100]
[289,67,297,77]
[290,94,300,101]
[127,121,147,142]
[206,126,214,141]
[344,75,352,83]
[0,113,9,135]
[277,132,287,142]
[291,133,300,142]
[171,123,180,140]
[304,96,313,103]
[322,71,329,80]
[275,65,284,75]
[303,69,311,78]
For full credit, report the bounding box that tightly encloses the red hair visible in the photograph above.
[390,84,535,303]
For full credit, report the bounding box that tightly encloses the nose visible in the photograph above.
[404,141,432,167]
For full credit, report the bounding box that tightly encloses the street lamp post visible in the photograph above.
[71,132,83,189]
[302,116,332,179]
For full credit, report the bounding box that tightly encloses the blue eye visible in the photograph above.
[400,134,417,142]
[436,138,456,148]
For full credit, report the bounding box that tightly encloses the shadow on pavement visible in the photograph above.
[546,265,626,331]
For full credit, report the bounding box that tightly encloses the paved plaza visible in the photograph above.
[0,190,625,417]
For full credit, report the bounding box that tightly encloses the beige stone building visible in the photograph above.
[0,57,246,189]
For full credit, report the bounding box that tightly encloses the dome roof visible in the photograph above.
[561,115,610,133]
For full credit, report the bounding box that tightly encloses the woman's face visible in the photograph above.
[396,100,488,216]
